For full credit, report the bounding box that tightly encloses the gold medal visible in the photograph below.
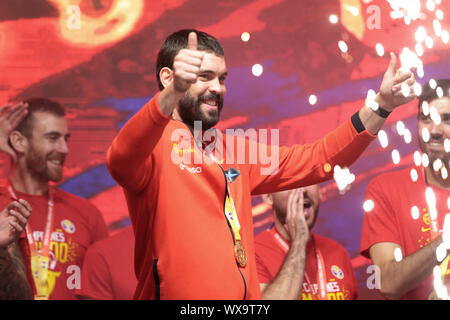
[234,240,247,268]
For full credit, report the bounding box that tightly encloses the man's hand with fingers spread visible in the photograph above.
[0,199,32,248]
[376,52,417,111]
[359,52,418,135]
[0,102,28,162]
[172,32,205,93]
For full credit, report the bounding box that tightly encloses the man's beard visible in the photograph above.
[426,151,450,171]
[419,135,450,169]
[178,92,224,131]
[26,147,65,183]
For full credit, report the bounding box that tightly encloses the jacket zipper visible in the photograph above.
[153,259,160,300]
[180,122,248,299]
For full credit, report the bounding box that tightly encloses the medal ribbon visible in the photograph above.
[224,192,241,242]
[8,184,54,300]
[208,153,246,267]
[209,154,243,243]
[270,228,327,300]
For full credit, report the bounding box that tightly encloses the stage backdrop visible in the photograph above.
[1,0,449,299]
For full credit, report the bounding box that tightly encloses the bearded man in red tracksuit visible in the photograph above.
[106,29,417,300]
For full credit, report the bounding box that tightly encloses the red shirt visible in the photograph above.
[360,166,450,299]
[106,92,375,300]
[255,228,359,300]
[0,185,109,300]
[76,226,136,300]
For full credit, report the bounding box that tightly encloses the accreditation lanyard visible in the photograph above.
[7,184,54,300]
[208,153,247,267]
[270,228,328,300]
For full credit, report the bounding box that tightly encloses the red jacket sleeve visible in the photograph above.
[248,117,376,195]
[106,92,171,193]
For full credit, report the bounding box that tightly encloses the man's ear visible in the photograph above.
[261,194,273,206]
[159,67,173,89]
[9,130,28,154]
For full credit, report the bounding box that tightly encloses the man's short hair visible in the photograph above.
[156,29,225,91]
[15,97,66,138]
[418,79,450,113]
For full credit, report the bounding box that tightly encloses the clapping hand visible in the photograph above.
[285,188,309,244]
[0,199,32,248]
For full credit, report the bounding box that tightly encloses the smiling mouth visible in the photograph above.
[426,141,444,149]
[48,159,64,167]
[201,99,219,109]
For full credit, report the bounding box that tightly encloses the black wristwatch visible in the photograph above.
[372,106,391,118]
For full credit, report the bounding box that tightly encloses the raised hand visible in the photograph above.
[172,32,205,92]
[285,188,309,244]
[0,199,32,248]
[376,53,417,111]
[0,102,28,162]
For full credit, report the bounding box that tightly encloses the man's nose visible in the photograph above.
[209,77,225,95]
[58,138,69,154]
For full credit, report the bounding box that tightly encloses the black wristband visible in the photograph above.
[351,111,366,133]
[372,106,391,118]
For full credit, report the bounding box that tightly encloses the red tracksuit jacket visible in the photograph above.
[106,92,375,299]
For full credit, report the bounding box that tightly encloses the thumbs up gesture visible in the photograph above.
[172,32,205,92]
[376,52,417,111]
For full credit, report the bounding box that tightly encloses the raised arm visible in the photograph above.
[249,53,416,195]
[106,32,204,192]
